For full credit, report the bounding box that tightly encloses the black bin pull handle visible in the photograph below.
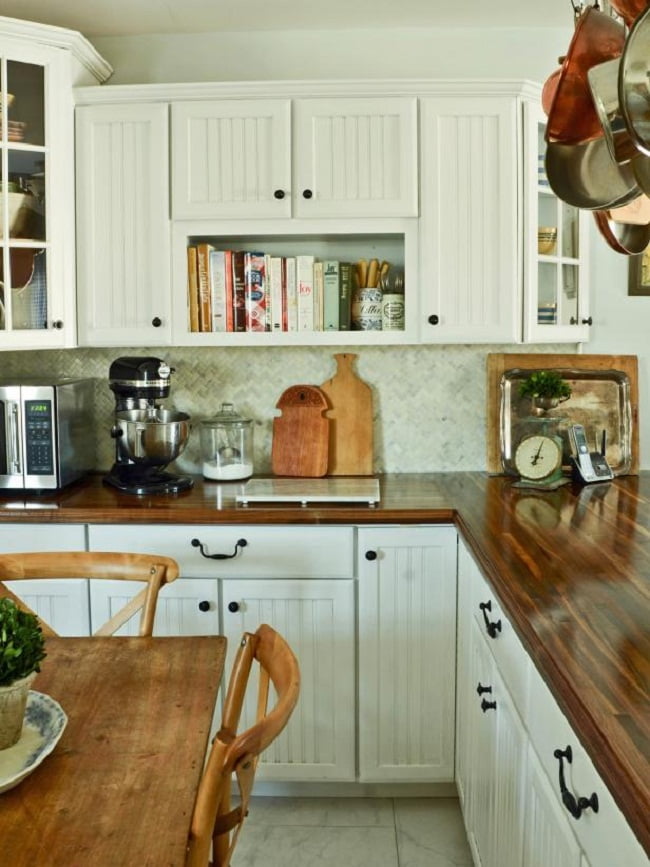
[479,600,502,639]
[553,746,599,819]
[191,537,248,560]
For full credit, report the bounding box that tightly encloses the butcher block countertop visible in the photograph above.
[0,471,648,855]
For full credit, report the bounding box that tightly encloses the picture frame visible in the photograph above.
[628,246,650,296]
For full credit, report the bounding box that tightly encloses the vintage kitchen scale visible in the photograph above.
[511,415,569,490]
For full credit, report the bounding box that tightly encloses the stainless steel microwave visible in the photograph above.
[0,378,94,490]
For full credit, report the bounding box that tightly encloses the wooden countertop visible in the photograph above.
[0,471,648,855]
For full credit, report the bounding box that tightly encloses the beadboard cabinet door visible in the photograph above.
[221,577,356,782]
[357,525,457,782]
[171,99,291,220]
[89,578,220,637]
[419,95,520,343]
[75,102,172,345]
[293,97,418,218]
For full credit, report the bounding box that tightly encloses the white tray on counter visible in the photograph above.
[236,477,380,507]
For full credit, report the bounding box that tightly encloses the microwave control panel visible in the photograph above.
[24,399,54,475]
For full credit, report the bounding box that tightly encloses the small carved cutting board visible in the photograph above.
[271,385,329,477]
[320,353,373,475]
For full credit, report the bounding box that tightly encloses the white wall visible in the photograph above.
[77,25,648,470]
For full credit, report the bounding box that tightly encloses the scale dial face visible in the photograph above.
[514,434,563,481]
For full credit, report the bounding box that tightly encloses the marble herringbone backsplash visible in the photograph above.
[1,344,563,474]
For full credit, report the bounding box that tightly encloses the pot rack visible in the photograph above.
[544,0,650,254]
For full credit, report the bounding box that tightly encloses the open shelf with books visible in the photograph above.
[171,218,418,346]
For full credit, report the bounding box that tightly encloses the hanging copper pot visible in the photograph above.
[594,197,650,254]
[609,0,650,28]
[546,6,626,145]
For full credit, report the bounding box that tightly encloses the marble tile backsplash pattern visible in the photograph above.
[1,345,564,475]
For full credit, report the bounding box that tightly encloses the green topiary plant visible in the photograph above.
[519,370,572,402]
[0,598,47,687]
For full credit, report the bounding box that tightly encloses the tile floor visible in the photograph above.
[234,796,474,867]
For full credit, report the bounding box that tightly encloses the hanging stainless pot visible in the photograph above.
[588,58,639,164]
[619,6,650,158]
[545,137,639,210]
[115,408,191,467]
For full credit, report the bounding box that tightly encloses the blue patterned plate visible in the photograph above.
[0,691,67,794]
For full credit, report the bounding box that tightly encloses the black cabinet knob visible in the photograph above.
[428,315,439,325]
[152,317,162,327]
[198,600,210,612]
[52,320,64,330]
[476,683,492,696]
[582,317,593,325]
[273,189,285,199]
[365,550,378,561]
[481,698,497,712]
[227,601,240,613]
[302,189,313,199]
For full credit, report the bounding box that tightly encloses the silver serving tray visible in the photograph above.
[500,368,632,476]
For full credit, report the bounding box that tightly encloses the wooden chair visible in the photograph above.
[186,623,300,867]
[0,551,179,637]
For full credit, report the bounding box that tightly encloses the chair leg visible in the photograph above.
[212,785,232,867]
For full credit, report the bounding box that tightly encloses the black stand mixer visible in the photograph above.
[104,356,193,495]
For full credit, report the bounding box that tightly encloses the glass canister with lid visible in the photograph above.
[200,403,254,481]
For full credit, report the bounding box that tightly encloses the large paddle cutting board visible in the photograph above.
[320,353,373,475]
[271,385,329,477]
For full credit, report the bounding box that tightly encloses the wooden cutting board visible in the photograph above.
[320,353,373,476]
[271,385,329,477]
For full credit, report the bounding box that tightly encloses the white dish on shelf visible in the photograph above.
[0,691,67,794]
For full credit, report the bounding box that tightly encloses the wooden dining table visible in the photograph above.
[0,635,226,866]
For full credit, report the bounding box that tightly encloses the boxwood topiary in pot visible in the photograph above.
[0,598,47,749]
[519,370,572,415]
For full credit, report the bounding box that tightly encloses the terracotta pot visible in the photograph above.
[0,672,36,750]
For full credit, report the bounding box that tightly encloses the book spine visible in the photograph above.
[224,250,234,332]
[296,255,315,331]
[313,261,324,331]
[186,246,200,333]
[322,260,340,331]
[196,243,213,332]
[269,256,284,332]
[285,256,298,331]
[244,251,267,332]
[281,257,288,332]
[209,250,228,332]
[232,251,247,332]
[339,262,352,331]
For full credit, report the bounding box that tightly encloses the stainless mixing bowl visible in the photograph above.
[115,409,191,467]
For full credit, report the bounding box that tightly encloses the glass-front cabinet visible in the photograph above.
[523,103,590,343]
[0,22,110,350]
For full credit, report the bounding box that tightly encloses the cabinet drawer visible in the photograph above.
[526,664,648,867]
[0,523,86,551]
[470,565,530,718]
[88,525,354,578]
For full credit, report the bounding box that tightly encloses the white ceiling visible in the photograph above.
[2,0,576,38]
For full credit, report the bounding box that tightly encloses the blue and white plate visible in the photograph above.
[0,691,67,794]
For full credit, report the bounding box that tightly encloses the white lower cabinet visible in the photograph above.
[456,539,645,867]
[221,577,355,781]
[0,523,89,635]
[357,526,457,782]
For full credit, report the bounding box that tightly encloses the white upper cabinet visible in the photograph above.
[419,94,521,343]
[171,95,418,221]
[75,102,172,346]
[523,101,590,343]
[171,99,291,220]
[292,97,418,218]
[0,19,110,351]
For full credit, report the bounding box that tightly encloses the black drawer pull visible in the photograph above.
[428,314,439,325]
[198,600,210,612]
[152,316,162,327]
[479,600,502,639]
[302,189,313,199]
[191,537,248,560]
[273,189,285,199]
[365,550,377,561]
[481,698,497,712]
[553,746,599,819]
[476,683,492,696]
[228,601,240,613]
